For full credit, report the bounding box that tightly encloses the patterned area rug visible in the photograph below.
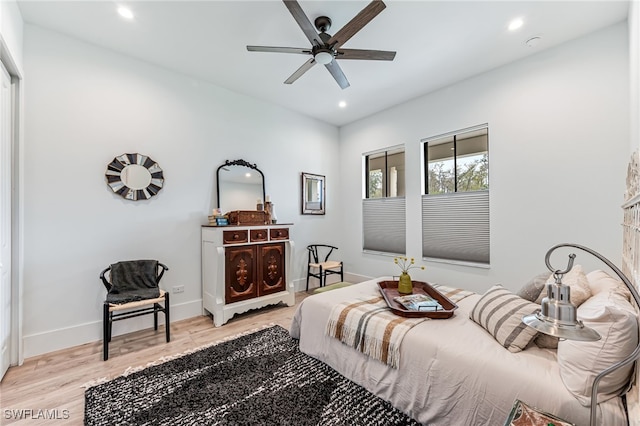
[84,325,420,425]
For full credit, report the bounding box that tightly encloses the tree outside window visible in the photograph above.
[426,129,488,194]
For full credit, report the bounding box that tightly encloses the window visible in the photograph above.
[366,148,405,198]
[426,130,488,194]
[363,147,406,255]
[421,126,490,265]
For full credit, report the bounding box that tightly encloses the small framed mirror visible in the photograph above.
[106,153,164,201]
[301,172,325,215]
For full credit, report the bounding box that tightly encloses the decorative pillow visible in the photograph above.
[538,264,592,307]
[586,270,631,301]
[517,272,552,302]
[557,289,638,406]
[469,285,540,353]
[533,333,558,350]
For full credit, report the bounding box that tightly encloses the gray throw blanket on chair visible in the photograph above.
[106,260,161,304]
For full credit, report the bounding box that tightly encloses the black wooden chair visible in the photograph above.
[306,244,344,291]
[100,260,170,361]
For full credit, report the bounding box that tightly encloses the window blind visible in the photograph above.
[422,191,489,264]
[363,197,406,254]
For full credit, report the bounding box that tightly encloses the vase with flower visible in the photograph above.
[394,256,425,294]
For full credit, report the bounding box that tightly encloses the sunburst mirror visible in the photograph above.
[106,153,164,201]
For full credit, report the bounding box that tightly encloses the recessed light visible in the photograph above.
[245,173,251,178]
[338,101,347,108]
[117,6,134,20]
[508,18,523,31]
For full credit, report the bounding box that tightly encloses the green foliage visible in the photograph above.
[428,153,488,194]
[368,169,383,198]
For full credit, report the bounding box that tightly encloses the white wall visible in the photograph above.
[22,25,341,357]
[339,23,630,293]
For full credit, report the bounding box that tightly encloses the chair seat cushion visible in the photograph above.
[310,260,342,269]
[106,287,162,304]
[108,290,166,310]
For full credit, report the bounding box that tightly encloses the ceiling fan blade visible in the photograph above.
[284,58,317,84]
[283,1,321,46]
[324,61,350,89]
[338,48,396,61]
[247,46,311,55]
[327,0,386,50]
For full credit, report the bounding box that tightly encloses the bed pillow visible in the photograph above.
[586,270,631,301]
[557,289,638,406]
[538,264,592,306]
[469,285,540,353]
[516,272,551,302]
[533,333,558,350]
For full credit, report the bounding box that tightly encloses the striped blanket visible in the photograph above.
[326,285,475,368]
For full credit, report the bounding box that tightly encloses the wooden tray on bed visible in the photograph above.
[377,280,458,319]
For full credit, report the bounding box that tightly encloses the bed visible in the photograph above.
[290,275,633,426]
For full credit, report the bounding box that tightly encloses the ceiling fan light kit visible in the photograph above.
[314,50,333,65]
[247,0,396,89]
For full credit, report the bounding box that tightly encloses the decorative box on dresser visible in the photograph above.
[201,224,295,326]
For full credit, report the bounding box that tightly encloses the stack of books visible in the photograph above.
[208,209,228,226]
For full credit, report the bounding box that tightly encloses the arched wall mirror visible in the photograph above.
[216,159,265,212]
[106,153,164,201]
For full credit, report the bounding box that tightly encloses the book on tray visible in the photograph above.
[393,293,443,311]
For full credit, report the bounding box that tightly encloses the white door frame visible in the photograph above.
[0,58,12,380]
[1,37,24,376]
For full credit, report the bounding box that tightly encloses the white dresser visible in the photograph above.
[201,224,295,326]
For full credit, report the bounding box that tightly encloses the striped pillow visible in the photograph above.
[470,285,540,352]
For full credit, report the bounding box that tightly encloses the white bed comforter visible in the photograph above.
[290,277,627,426]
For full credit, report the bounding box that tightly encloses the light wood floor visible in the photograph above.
[0,293,311,425]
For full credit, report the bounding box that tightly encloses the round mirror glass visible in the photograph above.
[121,164,152,190]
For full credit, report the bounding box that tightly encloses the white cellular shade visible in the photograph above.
[422,191,490,264]
[363,197,406,254]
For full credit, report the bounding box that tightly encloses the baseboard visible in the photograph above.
[344,272,374,283]
[22,299,203,359]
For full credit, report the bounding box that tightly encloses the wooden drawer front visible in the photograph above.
[223,230,248,245]
[269,228,289,240]
[250,229,268,242]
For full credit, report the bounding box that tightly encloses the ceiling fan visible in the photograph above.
[247,0,396,89]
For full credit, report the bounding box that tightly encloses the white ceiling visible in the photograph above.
[17,0,629,127]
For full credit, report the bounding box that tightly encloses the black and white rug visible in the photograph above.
[84,325,420,425]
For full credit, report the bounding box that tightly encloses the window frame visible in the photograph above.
[423,127,489,195]
[364,145,405,199]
